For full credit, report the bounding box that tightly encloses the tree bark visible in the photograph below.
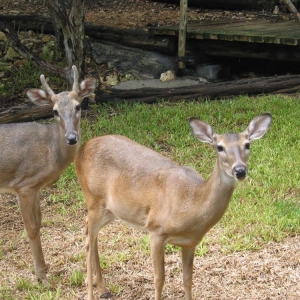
[0,105,54,124]
[46,0,85,76]
[281,0,300,24]
[46,0,65,52]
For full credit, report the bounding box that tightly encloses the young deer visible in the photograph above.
[0,66,96,283]
[75,113,272,300]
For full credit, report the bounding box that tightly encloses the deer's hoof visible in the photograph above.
[100,292,113,299]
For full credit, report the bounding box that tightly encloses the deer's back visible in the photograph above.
[76,135,179,180]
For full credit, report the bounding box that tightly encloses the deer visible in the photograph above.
[0,65,96,283]
[74,113,272,300]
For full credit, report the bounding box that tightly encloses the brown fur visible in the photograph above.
[0,66,96,283]
[75,113,272,300]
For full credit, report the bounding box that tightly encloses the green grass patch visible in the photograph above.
[70,269,85,287]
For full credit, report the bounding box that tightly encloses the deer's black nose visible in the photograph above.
[233,165,247,180]
[66,133,78,145]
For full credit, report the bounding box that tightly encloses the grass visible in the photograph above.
[1,93,300,299]
[55,93,300,253]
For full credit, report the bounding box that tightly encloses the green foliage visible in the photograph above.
[0,285,14,300]
[70,269,85,287]
[1,40,67,104]
[16,278,35,291]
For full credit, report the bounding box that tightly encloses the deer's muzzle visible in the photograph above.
[233,165,247,180]
[66,132,79,145]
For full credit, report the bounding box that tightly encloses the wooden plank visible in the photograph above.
[149,20,300,46]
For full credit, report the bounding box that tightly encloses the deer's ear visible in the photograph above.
[78,77,97,101]
[189,117,215,144]
[26,89,53,106]
[246,113,272,141]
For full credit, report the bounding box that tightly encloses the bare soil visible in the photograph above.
[0,0,293,30]
[1,191,300,299]
[0,1,300,300]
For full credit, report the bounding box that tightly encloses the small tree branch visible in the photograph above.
[281,0,300,24]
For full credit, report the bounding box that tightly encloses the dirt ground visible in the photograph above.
[0,190,300,299]
[1,0,293,30]
[0,1,300,299]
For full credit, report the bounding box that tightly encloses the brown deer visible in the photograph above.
[0,66,96,283]
[75,113,272,300]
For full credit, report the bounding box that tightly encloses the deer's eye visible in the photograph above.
[217,145,224,152]
[245,143,250,150]
[75,104,81,112]
[53,109,59,116]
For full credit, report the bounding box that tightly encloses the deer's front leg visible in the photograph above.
[181,246,195,300]
[18,189,48,283]
[85,211,112,300]
[150,232,166,300]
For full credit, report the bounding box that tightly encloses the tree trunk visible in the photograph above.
[46,0,86,76]
[46,0,65,52]
[281,0,300,24]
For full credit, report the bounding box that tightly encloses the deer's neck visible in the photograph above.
[196,161,237,231]
[54,124,81,165]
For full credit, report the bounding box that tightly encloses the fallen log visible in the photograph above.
[0,15,176,54]
[1,73,300,123]
[0,105,53,124]
[95,74,300,103]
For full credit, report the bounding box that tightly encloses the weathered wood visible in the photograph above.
[187,39,300,61]
[86,24,176,54]
[1,74,300,123]
[45,0,85,73]
[2,14,300,59]
[281,0,300,24]
[95,74,300,104]
[178,0,188,69]
[0,15,176,54]
[149,20,300,46]
[0,105,53,124]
